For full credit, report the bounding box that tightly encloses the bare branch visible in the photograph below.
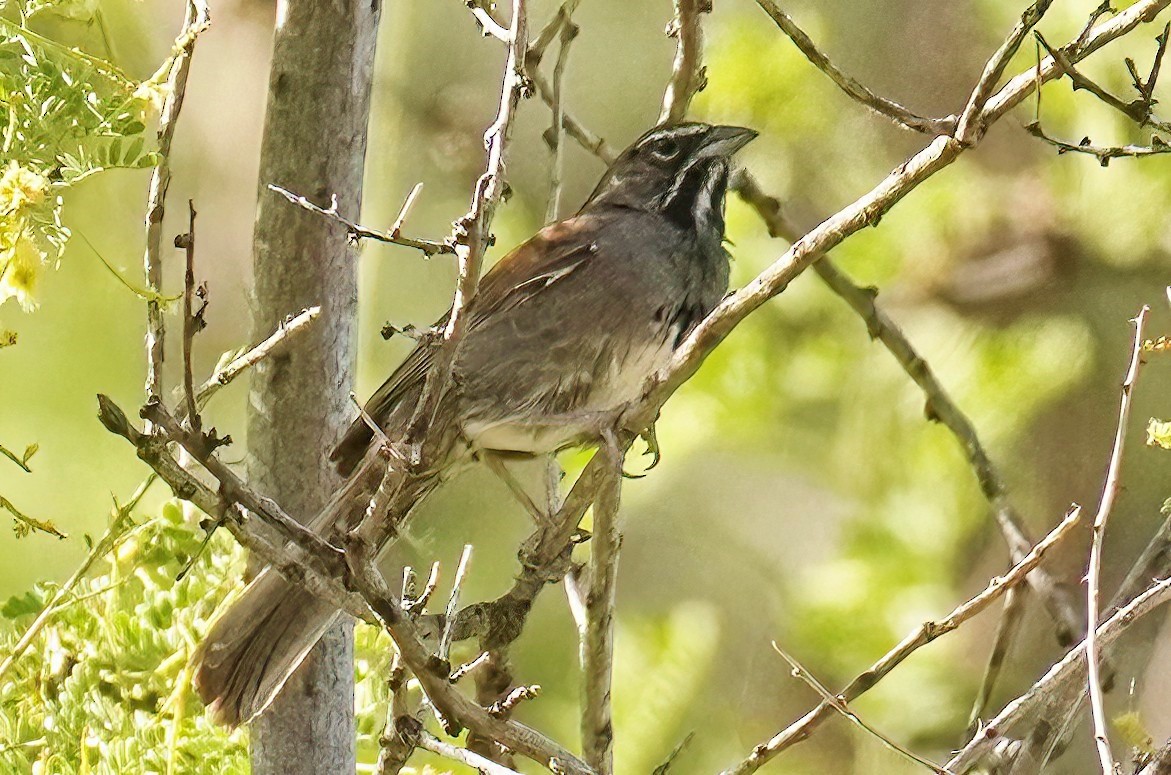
[193,306,319,407]
[439,544,474,662]
[956,0,1055,143]
[419,731,524,775]
[543,9,579,223]
[967,584,1029,734]
[267,184,453,257]
[178,200,202,430]
[582,437,624,775]
[659,0,708,124]
[1034,32,1171,132]
[1086,306,1150,774]
[946,575,1171,772]
[983,0,1171,125]
[403,0,529,453]
[772,644,951,773]
[389,182,425,240]
[142,0,210,415]
[342,541,592,774]
[722,504,1082,774]
[99,393,592,775]
[754,0,955,135]
[1025,122,1171,165]
[467,1,512,42]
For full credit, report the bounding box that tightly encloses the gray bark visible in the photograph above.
[246,0,381,771]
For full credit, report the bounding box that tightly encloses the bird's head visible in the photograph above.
[583,122,757,235]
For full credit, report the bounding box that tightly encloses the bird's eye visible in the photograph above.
[649,137,681,160]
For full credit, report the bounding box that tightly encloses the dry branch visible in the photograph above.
[659,0,709,124]
[267,184,453,256]
[141,0,210,413]
[945,576,1171,772]
[721,505,1082,774]
[581,440,624,774]
[754,0,954,134]
[1085,306,1151,773]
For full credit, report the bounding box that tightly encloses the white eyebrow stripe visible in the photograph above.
[637,124,707,148]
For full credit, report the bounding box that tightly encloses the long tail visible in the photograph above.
[192,443,441,726]
[192,569,340,726]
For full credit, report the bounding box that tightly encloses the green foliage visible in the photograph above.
[0,2,161,311]
[0,501,246,773]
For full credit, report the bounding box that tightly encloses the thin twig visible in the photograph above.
[543,8,579,223]
[450,651,490,683]
[1034,32,1171,132]
[581,436,623,775]
[377,572,423,774]
[0,476,155,681]
[179,200,201,431]
[754,0,955,135]
[467,1,512,41]
[376,665,417,773]
[983,0,1171,126]
[389,182,425,240]
[192,306,319,408]
[1086,306,1150,774]
[967,584,1030,734]
[402,0,529,456]
[419,732,523,775]
[946,575,1171,772]
[406,561,442,615]
[141,0,209,416]
[722,504,1082,774]
[439,544,474,662]
[772,644,952,774]
[267,184,453,256]
[489,685,541,718]
[731,174,1084,645]
[137,400,347,571]
[956,0,1055,143]
[1025,122,1171,165]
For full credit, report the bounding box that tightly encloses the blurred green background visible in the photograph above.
[3,0,1171,772]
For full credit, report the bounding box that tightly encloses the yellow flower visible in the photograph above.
[0,161,47,216]
[132,79,169,116]
[0,229,44,311]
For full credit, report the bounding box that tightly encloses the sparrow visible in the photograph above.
[192,121,757,726]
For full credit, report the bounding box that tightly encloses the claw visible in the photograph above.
[639,420,661,471]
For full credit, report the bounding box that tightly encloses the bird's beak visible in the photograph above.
[698,125,758,158]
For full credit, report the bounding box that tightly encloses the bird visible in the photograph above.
[191,121,757,726]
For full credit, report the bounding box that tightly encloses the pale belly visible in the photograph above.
[459,332,675,455]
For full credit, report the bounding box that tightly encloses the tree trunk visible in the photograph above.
[246,0,380,771]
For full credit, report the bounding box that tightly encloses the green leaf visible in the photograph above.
[76,231,182,305]
[1,589,44,618]
[123,136,143,165]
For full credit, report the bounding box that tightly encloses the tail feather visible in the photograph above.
[193,569,340,726]
[192,441,447,726]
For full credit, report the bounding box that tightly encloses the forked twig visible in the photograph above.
[722,505,1082,774]
[754,0,955,135]
[772,644,952,773]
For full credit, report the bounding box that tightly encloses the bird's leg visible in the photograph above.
[482,452,550,524]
